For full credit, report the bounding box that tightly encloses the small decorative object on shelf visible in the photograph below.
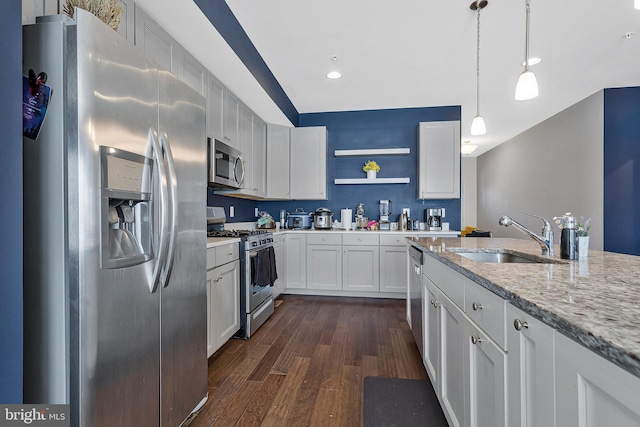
[363,160,380,179]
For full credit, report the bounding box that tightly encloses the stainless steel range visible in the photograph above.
[207,227,276,338]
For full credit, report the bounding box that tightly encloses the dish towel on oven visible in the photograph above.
[252,246,278,287]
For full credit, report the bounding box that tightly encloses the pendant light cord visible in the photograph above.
[524,0,530,70]
[476,5,481,116]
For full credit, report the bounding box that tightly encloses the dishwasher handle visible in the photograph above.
[409,246,423,264]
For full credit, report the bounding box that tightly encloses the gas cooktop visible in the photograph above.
[207,229,271,239]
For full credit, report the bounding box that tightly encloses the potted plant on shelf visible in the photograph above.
[363,160,380,179]
[63,0,122,31]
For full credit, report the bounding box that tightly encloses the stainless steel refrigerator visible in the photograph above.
[23,9,208,426]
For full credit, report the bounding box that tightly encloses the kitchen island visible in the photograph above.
[408,236,640,427]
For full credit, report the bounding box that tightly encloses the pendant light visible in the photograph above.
[470,0,487,136]
[515,0,539,100]
[635,0,640,10]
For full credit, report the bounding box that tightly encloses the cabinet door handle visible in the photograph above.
[472,302,483,311]
[471,335,482,345]
[431,299,440,308]
[514,319,529,331]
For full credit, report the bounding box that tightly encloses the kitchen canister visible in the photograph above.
[341,208,353,230]
[561,216,578,260]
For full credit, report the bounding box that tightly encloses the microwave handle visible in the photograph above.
[235,156,246,187]
[207,138,215,183]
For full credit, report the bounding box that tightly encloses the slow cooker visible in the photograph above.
[286,208,312,229]
[313,207,333,229]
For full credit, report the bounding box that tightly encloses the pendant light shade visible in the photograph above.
[636,0,640,9]
[470,115,486,136]
[470,1,487,136]
[515,0,538,100]
[515,70,539,100]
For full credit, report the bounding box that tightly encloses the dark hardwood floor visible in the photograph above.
[187,295,428,427]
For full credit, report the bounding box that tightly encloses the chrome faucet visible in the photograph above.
[498,212,554,257]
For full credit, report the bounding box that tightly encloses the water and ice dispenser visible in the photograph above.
[100,146,153,269]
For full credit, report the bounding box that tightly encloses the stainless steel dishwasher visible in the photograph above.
[409,246,424,358]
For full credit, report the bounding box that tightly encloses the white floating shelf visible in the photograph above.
[334,148,410,157]
[334,178,410,185]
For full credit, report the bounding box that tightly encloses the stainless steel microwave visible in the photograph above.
[208,138,245,189]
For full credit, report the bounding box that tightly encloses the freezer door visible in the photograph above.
[158,70,208,427]
[72,9,160,426]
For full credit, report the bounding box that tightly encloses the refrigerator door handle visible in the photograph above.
[147,127,170,293]
[159,131,178,287]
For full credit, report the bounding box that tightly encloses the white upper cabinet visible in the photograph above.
[224,90,240,148]
[266,124,291,199]
[116,0,134,43]
[134,4,178,75]
[177,49,208,98]
[289,127,327,200]
[207,73,225,142]
[216,105,266,199]
[417,121,461,199]
[252,115,267,197]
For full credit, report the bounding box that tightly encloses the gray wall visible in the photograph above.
[477,91,604,250]
[462,157,477,228]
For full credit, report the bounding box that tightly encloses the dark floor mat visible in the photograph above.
[363,376,448,427]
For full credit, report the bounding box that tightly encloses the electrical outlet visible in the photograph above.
[229,206,235,218]
[403,208,410,217]
[255,207,259,217]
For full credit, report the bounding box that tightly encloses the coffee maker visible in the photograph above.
[425,208,445,231]
[379,200,392,230]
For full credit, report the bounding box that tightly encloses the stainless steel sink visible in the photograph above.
[447,248,561,264]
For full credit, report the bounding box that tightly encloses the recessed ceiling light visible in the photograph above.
[326,71,342,79]
[521,57,542,66]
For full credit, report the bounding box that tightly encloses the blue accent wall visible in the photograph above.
[193,0,298,126]
[207,191,259,222]
[604,87,640,255]
[1,0,23,403]
[257,106,462,229]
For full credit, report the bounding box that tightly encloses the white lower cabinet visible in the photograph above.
[306,234,342,291]
[379,238,408,293]
[206,244,240,358]
[285,233,306,289]
[506,304,556,427]
[417,247,640,427]
[554,332,640,427]
[465,320,507,427]
[438,292,467,427]
[423,275,440,390]
[342,234,379,292]
[421,252,507,427]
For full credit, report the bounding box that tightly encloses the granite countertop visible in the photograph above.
[407,236,640,379]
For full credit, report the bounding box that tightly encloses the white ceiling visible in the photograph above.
[224,0,640,156]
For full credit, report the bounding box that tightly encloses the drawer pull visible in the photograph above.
[514,319,529,331]
[228,251,232,256]
[471,335,482,345]
[472,302,483,311]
